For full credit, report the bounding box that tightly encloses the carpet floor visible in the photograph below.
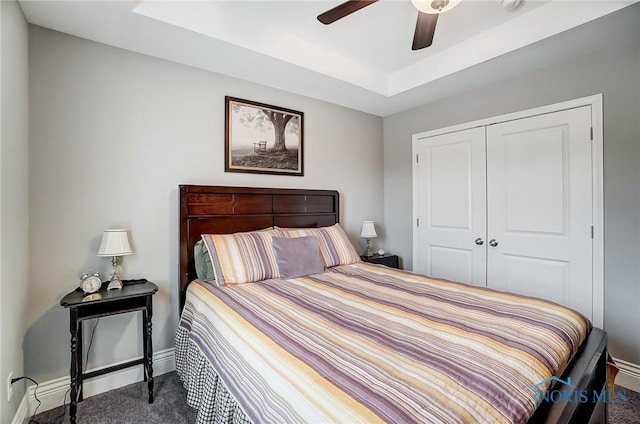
[30,372,640,423]
[29,372,195,424]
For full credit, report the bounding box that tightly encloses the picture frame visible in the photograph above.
[225,96,304,176]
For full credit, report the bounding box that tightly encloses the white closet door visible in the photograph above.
[486,106,593,318]
[415,127,487,286]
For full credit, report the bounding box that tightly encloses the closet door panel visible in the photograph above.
[486,106,593,318]
[415,127,486,286]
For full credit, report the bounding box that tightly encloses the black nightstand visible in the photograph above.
[60,280,158,424]
[361,253,400,269]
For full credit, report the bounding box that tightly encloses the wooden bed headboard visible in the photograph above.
[179,185,340,311]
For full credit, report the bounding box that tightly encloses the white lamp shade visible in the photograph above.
[360,221,378,239]
[97,229,133,257]
[411,0,462,14]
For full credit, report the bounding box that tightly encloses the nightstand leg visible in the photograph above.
[145,295,154,403]
[77,320,83,402]
[69,311,79,424]
[142,310,148,383]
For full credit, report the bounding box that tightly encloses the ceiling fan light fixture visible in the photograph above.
[500,0,523,11]
[411,0,462,14]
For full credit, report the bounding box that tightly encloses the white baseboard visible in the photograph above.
[12,348,175,424]
[11,393,30,424]
[613,357,640,393]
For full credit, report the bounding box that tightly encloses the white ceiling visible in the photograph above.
[18,0,638,116]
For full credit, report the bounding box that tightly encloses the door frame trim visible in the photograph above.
[412,94,604,328]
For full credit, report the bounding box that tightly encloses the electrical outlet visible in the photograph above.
[6,372,13,402]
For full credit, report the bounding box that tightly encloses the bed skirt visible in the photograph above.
[175,327,251,424]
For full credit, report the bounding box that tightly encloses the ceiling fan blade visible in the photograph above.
[412,12,438,50]
[317,0,379,25]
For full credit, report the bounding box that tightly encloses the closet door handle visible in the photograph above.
[474,238,484,246]
[489,239,498,247]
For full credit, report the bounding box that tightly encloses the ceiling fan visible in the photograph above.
[317,0,462,50]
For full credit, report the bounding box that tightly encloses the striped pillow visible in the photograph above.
[201,229,285,286]
[285,224,361,268]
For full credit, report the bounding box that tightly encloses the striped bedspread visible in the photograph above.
[177,262,590,424]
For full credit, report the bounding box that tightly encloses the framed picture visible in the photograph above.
[225,96,304,176]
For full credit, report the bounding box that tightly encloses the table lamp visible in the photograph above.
[97,229,133,290]
[360,221,377,257]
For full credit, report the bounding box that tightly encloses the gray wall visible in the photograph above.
[27,26,383,383]
[0,0,30,420]
[383,5,640,362]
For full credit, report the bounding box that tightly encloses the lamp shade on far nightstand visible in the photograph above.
[98,229,133,290]
[360,221,377,257]
[360,221,377,239]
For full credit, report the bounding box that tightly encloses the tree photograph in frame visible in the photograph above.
[225,96,304,176]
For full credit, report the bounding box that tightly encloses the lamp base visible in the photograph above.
[363,238,374,257]
[107,278,123,290]
[107,255,123,290]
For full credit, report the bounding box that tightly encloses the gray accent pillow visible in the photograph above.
[194,239,215,281]
[272,236,324,279]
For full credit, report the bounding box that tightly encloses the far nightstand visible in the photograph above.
[361,253,400,269]
[60,280,158,424]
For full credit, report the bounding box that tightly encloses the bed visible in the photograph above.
[176,184,609,424]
